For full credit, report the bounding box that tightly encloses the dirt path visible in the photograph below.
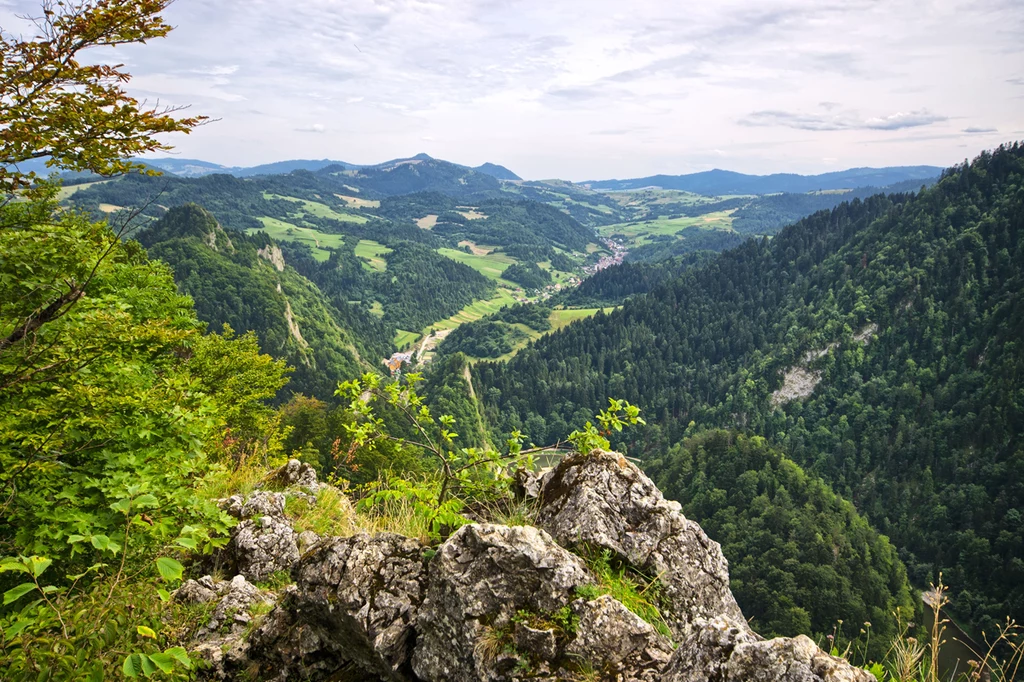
[462,363,477,401]
[416,328,451,363]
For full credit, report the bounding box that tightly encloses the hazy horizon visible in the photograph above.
[139,152,948,184]
[3,0,1023,181]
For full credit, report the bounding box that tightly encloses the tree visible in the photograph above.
[1,0,205,392]
[0,3,265,677]
[0,0,206,194]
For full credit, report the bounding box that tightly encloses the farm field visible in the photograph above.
[335,194,380,208]
[436,247,518,284]
[425,287,520,335]
[550,306,616,330]
[264,193,369,223]
[485,306,618,362]
[248,217,346,261]
[56,180,108,200]
[597,210,735,245]
[393,329,420,349]
[355,239,392,271]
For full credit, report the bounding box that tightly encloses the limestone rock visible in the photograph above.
[659,616,760,681]
[660,616,874,682]
[566,595,674,682]
[537,450,744,639]
[729,635,875,682]
[191,634,249,681]
[174,578,217,605]
[242,533,428,682]
[412,523,591,682]
[514,622,558,662]
[297,529,321,553]
[188,450,879,682]
[199,575,273,637]
[224,491,299,582]
[274,458,323,493]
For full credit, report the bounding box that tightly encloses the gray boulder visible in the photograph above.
[222,491,300,582]
[660,616,874,682]
[565,595,674,682]
[536,450,745,639]
[412,523,592,682]
[242,533,428,682]
[274,458,323,493]
[199,574,273,637]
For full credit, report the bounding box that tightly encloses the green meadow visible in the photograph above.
[436,247,518,285]
[264,192,369,223]
[598,210,736,245]
[355,239,392,271]
[248,217,347,261]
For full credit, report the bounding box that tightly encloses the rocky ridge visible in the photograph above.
[182,454,872,682]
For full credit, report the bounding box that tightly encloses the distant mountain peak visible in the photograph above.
[472,162,522,181]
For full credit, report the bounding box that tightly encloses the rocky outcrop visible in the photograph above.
[219,490,299,582]
[243,533,428,681]
[273,458,323,493]
[412,523,593,681]
[564,595,674,681]
[188,452,875,682]
[536,450,744,640]
[661,616,872,682]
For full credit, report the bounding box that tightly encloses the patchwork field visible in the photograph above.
[264,193,369,223]
[484,306,618,362]
[437,247,518,284]
[416,214,438,229]
[458,240,495,256]
[606,189,714,208]
[598,210,736,245]
[394,329,420,349]
[56,180,108,201]
[355,239,392,271]
[426,287,520,334]
[249,217,346,261]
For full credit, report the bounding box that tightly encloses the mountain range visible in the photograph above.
[585,166,943,194]
[139,153,525,182]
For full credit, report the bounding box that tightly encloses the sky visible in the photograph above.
[3,0,1023,180]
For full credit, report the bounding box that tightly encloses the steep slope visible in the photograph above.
[139,204,371,399]
[474,143,1024,635]
[645,430,915,651]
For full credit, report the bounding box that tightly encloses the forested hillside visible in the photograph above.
[138,204,370,399]
[474,143,1024,636]
[66,164,605,362]
[645,430,916,655]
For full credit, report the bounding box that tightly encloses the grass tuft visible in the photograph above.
[576,548,672,639]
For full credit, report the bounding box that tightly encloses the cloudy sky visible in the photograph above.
[3,0,1023,180]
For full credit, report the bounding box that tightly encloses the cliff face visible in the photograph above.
[180,455,872,682]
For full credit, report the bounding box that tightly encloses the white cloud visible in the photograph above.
[740,108,948,131]
[1,0,1022,179]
